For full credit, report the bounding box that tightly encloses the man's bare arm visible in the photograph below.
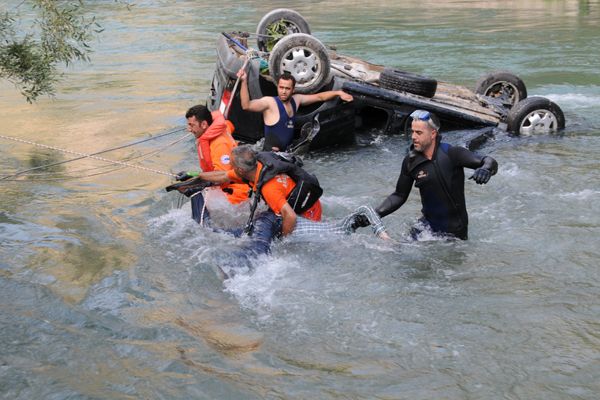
[237,68,272,113]
[295,90,353,107]
[197,170,230,184]
[279,203,298,236]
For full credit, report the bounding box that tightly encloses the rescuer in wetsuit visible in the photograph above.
[356,110,498,240]
[237,68,353,152]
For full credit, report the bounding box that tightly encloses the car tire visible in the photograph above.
[475,71,527,108]
[378,68,438,98]
[269,33,331,94]
[506,96,565,135]
[256,9,311,52]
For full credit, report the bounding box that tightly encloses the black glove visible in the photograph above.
[351,214,371,230]
[469,168,491,184]
[175,171,192,182]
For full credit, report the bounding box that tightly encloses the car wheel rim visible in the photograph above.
[520,109,559,135]
[485,81,519,105]
[280,47,321,86]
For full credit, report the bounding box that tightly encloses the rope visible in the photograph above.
[223,53,255,119]
[0,127,187,180]
[0,133,182,180]
[190,189,209,226]
[2,133,191,182]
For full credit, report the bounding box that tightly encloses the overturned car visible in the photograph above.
[207,8,565,151]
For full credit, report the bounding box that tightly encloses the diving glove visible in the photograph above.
[469,156,497,184]
[175,170,199,182]
[351,214,371,230]
[470,168,491,184]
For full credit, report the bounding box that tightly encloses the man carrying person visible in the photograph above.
[194,145,388,259]
[355,110,498,240]
[237,68,354,152]
[175,105,249,224]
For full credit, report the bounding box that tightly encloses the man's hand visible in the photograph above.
[470,156,498,184]
[469,168,492,184]
[351,214,371,230]
[339,91,353,102]
[378,231,392,241]
[237,68,247,82]
[175,171,191,181]
[175,171,198,182]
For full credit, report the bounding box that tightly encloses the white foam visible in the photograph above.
[558,189,600,200]
[148,208,188,227]
[368,133,386,146]
[147,208,196,239]
[224,255,300,315]
[499,162,520,177]
[544,93,600,109]
[320,195,369,209]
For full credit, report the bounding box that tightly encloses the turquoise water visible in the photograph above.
[1,1,599,399]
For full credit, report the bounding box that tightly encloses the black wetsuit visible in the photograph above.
[376,136,497,240]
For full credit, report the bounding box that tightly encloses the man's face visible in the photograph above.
[187,116,208,138]
[277,78,294,102]
[411,120,436,154]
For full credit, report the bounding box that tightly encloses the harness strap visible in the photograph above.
[243,164,271,235]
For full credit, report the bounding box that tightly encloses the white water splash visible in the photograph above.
[499,162,520,177]
[544,92,600,109]
[558,189,600,200]
[224,255,301,315]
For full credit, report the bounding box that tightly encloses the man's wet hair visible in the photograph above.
[428,113,441,131]
[232,145,258,172]
[278,71,296,88]
[185,104,213,125]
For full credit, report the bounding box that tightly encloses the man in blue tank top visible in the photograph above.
[238,68,353,151]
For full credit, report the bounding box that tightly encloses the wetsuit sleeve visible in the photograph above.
[375,157,414,218]
[448,146,497,174]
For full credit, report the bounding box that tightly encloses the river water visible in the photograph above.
[1,1,600,399]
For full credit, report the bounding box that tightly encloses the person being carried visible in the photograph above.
[292,205,389,240]
[355,110,498,240]
[175,104,249,225]
[195,145,388,259]
[237,68,353,152]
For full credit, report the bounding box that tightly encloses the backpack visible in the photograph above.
[244,152,323,235]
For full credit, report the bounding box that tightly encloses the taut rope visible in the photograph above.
[0,133,184,180]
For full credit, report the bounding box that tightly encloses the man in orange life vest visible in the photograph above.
[176,104,249,224]
[193,146,389,273]
[193,145,322,257]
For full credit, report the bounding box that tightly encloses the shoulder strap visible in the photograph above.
[243,153,322,235]
[290,97,297,114]
[243,163,271,236]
